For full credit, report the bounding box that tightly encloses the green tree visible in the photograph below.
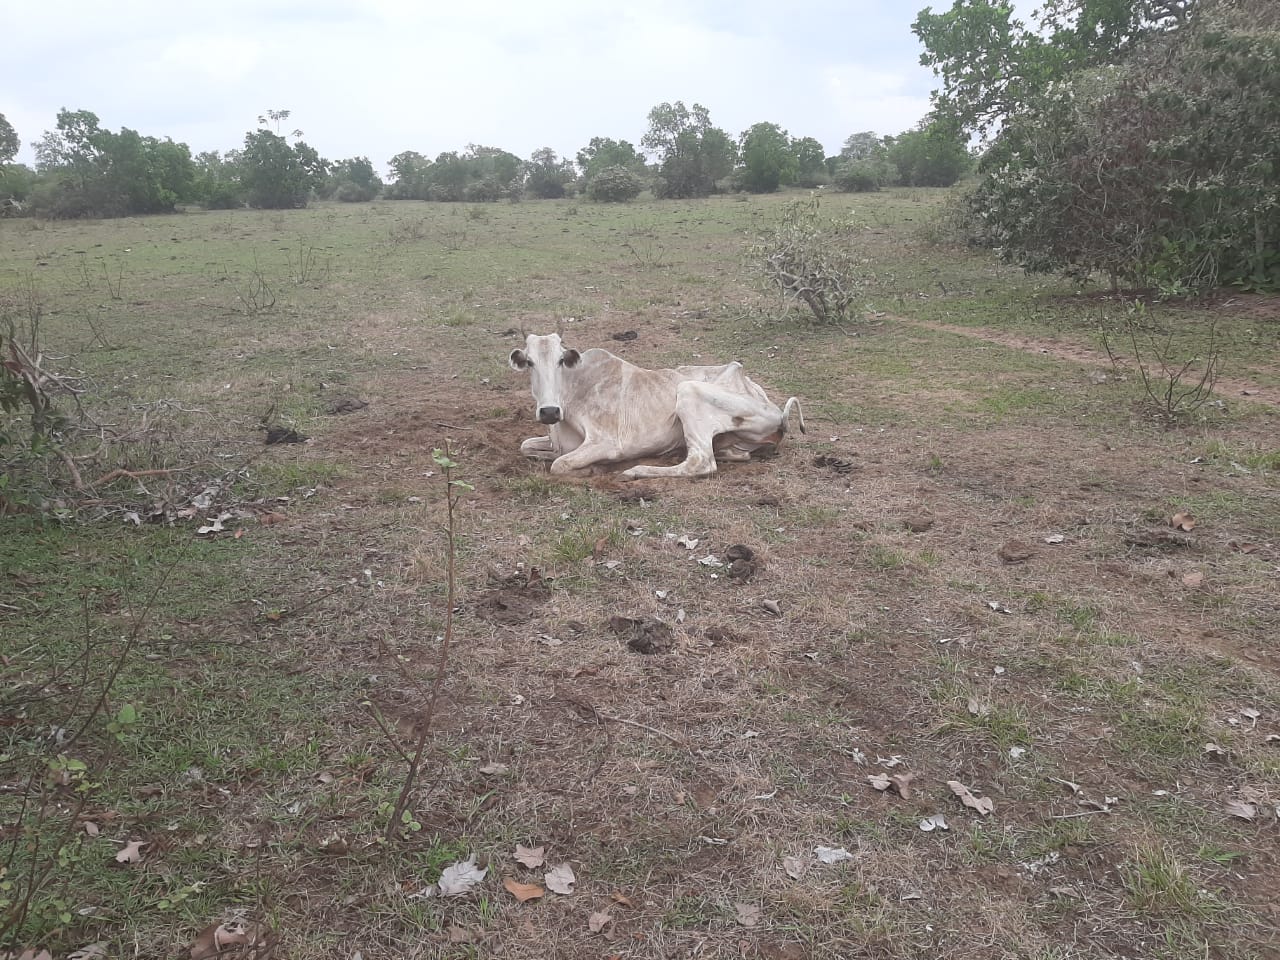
[525,147,576,199]
[887,116,973,186]
[0,114,18,166]
[736,122,795,193]
[34,109,106,190]
[969,9,1280,291]
[642,101,737,198]
[387,150,432,199]
[240,129,327,209]
[912,0,1194,134]
[194,150,242,208]
[97,129,195,213]
[833,131,893,191]
[329,156,382,201]
[790,136,828,187]
[29,109,195,216]
[576,137,644,180]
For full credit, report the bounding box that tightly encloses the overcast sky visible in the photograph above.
[3,0,949,174]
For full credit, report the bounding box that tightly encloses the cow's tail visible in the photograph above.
[781,397,806,436]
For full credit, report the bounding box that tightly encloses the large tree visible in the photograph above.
[0,114,18,166]
[642,101,736,198]
[576,137,644,180]
[240,129,328,209]
[913,0,1195,134]
[526,147,576,199]
[737,122,795,193]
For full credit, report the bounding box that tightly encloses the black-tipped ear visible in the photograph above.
[560,348,581,368]
[509,349,530,370]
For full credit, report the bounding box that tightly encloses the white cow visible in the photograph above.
[508,333,804,479]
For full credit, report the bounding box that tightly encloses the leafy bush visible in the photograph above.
[833,160,884,192]
[887,119,973,187]
[464,178,503,203]
[750,197,870,324]
[335,181,377,202]
[586,165,643,202]
[967,9,1280,292]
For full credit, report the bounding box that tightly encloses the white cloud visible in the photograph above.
[2,0,941,170]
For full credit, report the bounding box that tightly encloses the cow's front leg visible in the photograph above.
[549,440,619,476]
[519,435,557,460]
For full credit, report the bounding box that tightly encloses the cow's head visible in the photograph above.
[508,333,581,425]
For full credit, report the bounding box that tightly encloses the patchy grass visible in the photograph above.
[2,192,1279,958]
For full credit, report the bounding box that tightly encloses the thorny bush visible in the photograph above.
[750,196,871,324]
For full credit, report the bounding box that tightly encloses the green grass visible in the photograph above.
[3,190,1279,958]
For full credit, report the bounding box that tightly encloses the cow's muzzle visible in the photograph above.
[537,405,562,425]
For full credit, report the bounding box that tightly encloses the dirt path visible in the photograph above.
[889,314,1280,408]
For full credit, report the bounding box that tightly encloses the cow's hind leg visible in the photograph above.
[622,382,781,480]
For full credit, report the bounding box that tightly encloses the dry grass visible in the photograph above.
[1,193,1278,959]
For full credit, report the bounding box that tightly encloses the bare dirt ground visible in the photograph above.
[894,314,1280,408]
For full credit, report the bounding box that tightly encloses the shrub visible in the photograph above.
[833,160,884,193]
[464,178,502,203]
[335,181,377,202]
[750,196,870,324]
[586,165,643,202]
[967,12,1280,292]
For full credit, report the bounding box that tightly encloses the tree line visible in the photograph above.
[0,102,971,218]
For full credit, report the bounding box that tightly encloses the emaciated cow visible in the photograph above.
[509,333,804,479]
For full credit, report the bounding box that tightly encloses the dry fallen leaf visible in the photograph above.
[16,951,53,960]
[478,761,509,776]
[1171,511,1196,532]
[735,903,763,928]
[438,854,487,897]
[447,926,476,944]
[919,813,949,832]
[1182,571,1205,588]
[890,773,915,799]
[782,855,808,879]
[588,910,613,933]
[867,773,891,792]
[1225,799,1257,821]
[82,820,100,837]
[610,890,635,907]
[115,839,146,864]
[67,943,108,960]
[502,877,545,902]
[515,844,546,868]
[545,862,577,895]
[948,780,994,816]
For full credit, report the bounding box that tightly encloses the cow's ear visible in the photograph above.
[560,348,581,368]
[509,349,530,370]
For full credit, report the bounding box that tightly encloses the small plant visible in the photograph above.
[1101,302,1223,420]
[287,238,330,285]
[227,258,277,317]
[620,238,669,269]
[378,445,472,841]
[100,258,124,300]
[750,196,871,325]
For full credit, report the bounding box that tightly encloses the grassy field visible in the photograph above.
[1,190,1278,959]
